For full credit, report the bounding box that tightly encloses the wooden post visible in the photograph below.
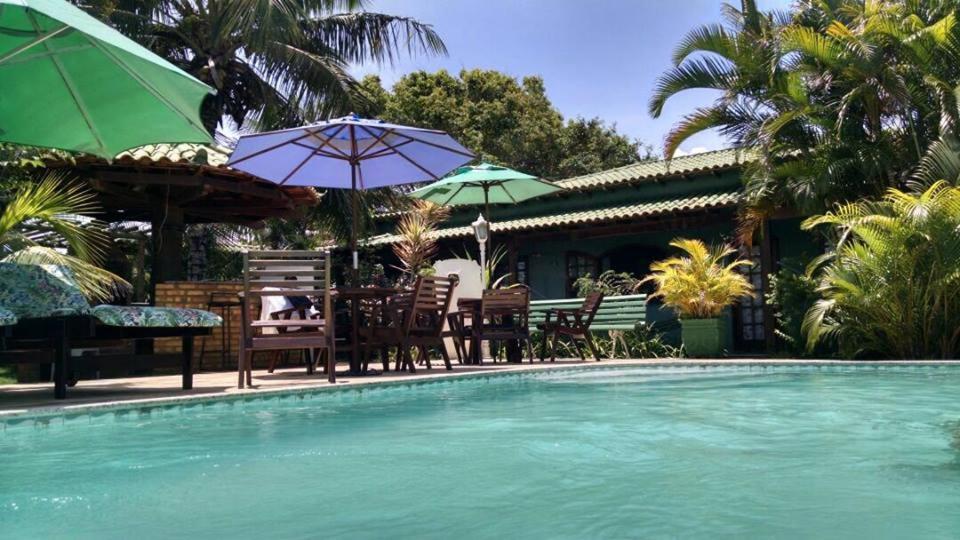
[181,335,194,390]
[507,237,519,284]
[53,319,69,400]
[133,235,146,302]
[150,201,185,301]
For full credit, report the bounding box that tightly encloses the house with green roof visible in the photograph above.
[370,149,820,353]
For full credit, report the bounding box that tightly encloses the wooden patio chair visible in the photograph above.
[538,291,604,362]
[238,250,335,388]
[358,291,409,374]
[454,286,535,364]
[395,275,457,373]
[264,304,324,374]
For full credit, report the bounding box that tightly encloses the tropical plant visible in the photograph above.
[654,0,960,234]
[0,173,129,300]
[765,263,823,356]
[801,181,960,359]
[638,238,753,319]
[453,244,511,289]
[649,0,789,159]
[77,0,447,133]
[573,270,640,297]
[391,200,450,282]
[534,325,679,361]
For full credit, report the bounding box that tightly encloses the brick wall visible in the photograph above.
[154,281,247,370]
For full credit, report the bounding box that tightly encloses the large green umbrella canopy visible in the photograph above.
[0,0,212,157]
[409,162,562,218]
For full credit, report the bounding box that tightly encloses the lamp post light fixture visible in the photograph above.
[471,213,490,281]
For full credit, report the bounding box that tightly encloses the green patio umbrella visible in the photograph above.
[408,162,562,219]
[0,0,213,157]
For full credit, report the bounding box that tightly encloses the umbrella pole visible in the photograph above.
[484,186,491,256]
[351,162,359,285]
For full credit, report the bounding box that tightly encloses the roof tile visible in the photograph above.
[557,148,752,191]
[115,143,232,167]
[366,191,740,245]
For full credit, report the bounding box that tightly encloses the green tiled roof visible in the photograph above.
[557,148,752,191]
[115,143,232,167]
[365,191,740,245]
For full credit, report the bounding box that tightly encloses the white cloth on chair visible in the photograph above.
[258,287,319,335]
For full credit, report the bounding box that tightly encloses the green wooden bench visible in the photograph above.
[528,294,647,332]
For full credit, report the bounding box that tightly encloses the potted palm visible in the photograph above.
[639,239,753,357]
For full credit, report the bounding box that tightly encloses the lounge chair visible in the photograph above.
[0,263,221,398]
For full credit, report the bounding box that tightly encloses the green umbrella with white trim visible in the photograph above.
[0,0,213,157]
[408,162,562,219]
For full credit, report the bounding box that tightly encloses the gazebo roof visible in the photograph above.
[39,143,320,225]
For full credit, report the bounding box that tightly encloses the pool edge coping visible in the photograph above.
[3,359,960,426]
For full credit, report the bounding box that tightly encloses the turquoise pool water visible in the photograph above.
[2,366,960,538]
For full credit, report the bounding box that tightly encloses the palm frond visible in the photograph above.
[649,57,735,117]
[3,246,130,302]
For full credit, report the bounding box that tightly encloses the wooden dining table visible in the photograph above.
[332,286,399,375]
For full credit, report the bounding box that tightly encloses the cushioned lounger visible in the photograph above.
[0,263,221,398]
[0,307,17,327]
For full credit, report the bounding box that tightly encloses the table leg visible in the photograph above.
[349,299,362,375]
[471,326,481,365]
[181,335,194,390]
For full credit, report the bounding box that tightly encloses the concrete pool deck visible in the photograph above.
[2,358,958,421]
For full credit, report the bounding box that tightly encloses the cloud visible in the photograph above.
[672,146,708,157]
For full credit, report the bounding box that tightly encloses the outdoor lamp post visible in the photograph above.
[471,213,490,281]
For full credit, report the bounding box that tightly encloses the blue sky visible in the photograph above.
[354,0,791,156]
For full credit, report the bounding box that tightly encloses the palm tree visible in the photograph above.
[77,0,446,133]
[654,0,960,233]
[0,173,129,300]
[801,181,960,358]
[648,0,791,159]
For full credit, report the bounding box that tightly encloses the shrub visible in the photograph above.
[802,181,960,358]
[639,238,753,319]
[533,326,679,360]
[766,263,824,356]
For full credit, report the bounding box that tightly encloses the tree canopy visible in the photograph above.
[357,69,652,179]
[75,0,446,134]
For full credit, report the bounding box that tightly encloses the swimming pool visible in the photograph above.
[2,365,959,538]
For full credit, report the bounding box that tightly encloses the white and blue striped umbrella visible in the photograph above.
[228,114,474,276]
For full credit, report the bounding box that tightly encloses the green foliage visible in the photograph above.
[391,200,450,284]
[454,243,510,289]
[802,181,960,359]
[534,326,679,360]
[765,263,825,356]
[655,0,960,227]
[75,0,446,133]
[573,270,640,297]
[0,172,129,301]
[357,70,652,179]
[639,238,754,319]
